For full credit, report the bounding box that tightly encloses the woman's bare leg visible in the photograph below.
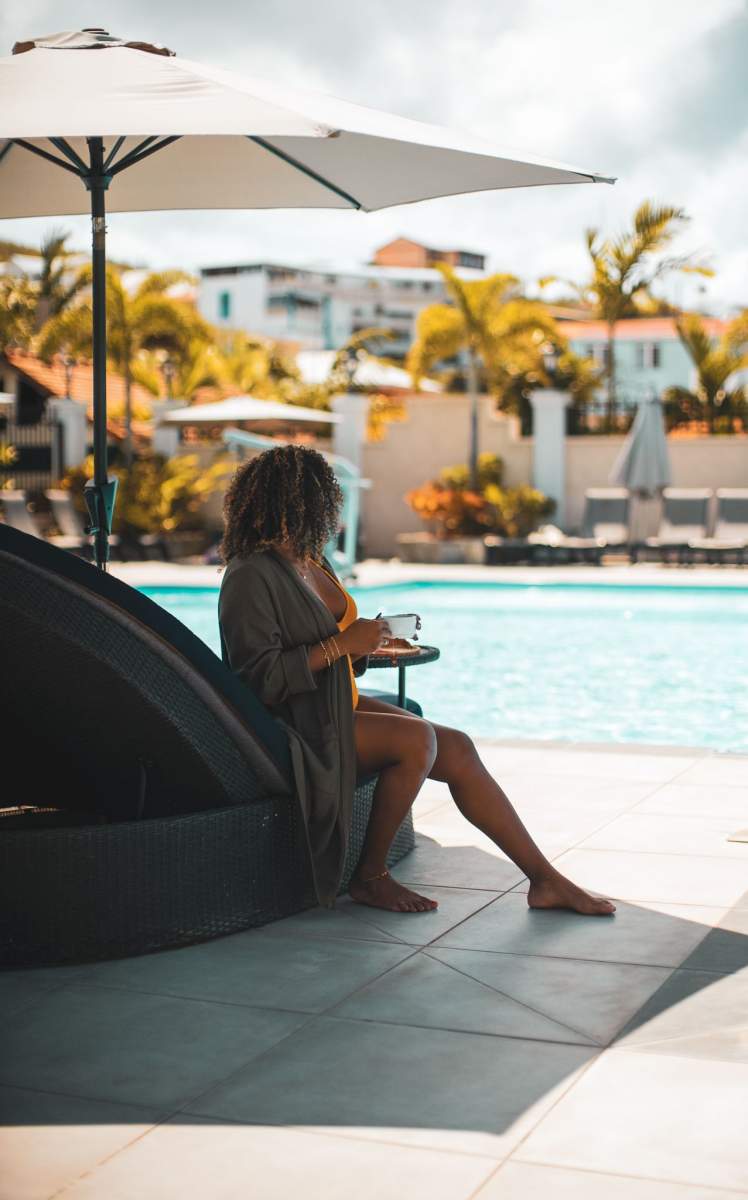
[350,708,439,912]
[429,724,615,915]
[356,695,614,916]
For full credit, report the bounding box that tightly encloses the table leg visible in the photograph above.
[397,666,406,708]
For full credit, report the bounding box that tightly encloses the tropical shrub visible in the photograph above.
[61,451,232,536]
[406,452,553,539]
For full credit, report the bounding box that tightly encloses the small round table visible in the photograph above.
[365,644,440,709]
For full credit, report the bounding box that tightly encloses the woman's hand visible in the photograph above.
[338,617,391,657]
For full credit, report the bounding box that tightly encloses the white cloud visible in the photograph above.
[1,0,746,311]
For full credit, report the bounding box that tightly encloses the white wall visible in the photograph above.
[198,271,268,336]
[360,394,532,558]
[358,393,748,556]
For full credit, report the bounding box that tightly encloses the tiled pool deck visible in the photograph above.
[110,558,748,590]
[3,564,747,1198]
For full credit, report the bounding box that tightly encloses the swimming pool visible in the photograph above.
[140,581,748,753]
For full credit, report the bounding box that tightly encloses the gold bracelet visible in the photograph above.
[330,634,343,662]
[319,639,332,668]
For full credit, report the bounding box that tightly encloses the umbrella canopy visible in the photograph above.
[161,395,340,424]
[296,350,441,392]
[0,27,614,567]
[609,391,671,496]
[0,30,614,219]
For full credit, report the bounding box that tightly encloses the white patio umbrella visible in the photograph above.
[0,27,614,566]
[609,390,671,496]
[161,395,341,424]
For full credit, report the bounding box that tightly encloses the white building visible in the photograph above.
[197,257,485,357]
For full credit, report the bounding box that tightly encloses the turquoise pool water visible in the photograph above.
[140,582,748,753]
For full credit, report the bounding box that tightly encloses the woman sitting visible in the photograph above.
[219,445,614,918]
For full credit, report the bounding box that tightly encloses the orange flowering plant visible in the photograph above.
[406,453,554,539]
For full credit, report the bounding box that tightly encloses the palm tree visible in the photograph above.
[134,340,227,403]
[663,312,748,433]
[408,265,556,483]
[216,332,290,397]
[35,228,88,329]
[578,201,711,420]
[38,270,211,464]
[0,275,36,354]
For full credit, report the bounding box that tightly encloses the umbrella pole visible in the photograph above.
[83,136,117,570]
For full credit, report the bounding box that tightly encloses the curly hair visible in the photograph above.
[220,444,344,564]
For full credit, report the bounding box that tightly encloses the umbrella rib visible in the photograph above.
[249,136,362,209]
[109,135,160,170]
[11,139,82,177]
[103,136,128,172]
[0,140,12,166]
[109,135,182,177]
[49,137,89,173]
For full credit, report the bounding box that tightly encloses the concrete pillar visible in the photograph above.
[528,388,572,528]
[47,396,87,472]
[331,391,368,472]
[151,400,184,458]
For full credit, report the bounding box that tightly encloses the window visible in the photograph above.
[583,342,609,366]
[218,290,232,320]
[636,342,661,369]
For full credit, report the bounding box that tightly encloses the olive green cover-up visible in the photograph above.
[218,548,363,907]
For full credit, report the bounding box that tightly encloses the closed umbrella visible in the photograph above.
[609,389,671,543]
[0,27,614,566]
[609,390,671,496]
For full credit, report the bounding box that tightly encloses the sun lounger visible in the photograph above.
[500,490,632,566]
[0,524,414,965]
[2,488,98,556]
[688,488,748,565]
[633,488,712,564]
[556,488,632,564]
[0,489,41,539]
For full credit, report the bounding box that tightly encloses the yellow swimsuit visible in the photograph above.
[318,563,359,709]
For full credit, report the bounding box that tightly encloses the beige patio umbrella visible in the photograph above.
[0,27,615,566]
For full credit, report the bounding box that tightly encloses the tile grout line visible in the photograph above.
[542,758,702,867]
[466,1044,607,1200]
[427,942,733,975]
[417,948,603,1047]
[25,937,444,1195]
[129,941,426,1126]
[319,1008,597,1050]
[472,1157,748,1199]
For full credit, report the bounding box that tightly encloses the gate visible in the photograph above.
[0,415,64,490]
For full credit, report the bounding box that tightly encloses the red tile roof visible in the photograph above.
[5,349,157,410]
[562,316,727,341]
[4,350,154,442]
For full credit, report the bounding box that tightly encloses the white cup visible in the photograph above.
[380,612,421,639]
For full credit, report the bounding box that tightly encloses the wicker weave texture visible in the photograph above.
[2,558,280,813]
[0,778,415,967]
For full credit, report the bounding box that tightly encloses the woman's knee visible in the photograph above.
[438,727,478,772]
[404,720,438,774]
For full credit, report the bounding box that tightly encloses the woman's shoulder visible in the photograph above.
[219,550,277,594]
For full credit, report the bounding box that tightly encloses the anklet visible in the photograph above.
[360,869,390,884]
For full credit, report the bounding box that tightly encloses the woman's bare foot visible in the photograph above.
[349,870,438,913]
[527,870,616,916]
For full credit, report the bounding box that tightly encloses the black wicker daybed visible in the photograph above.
[0,525,414,967]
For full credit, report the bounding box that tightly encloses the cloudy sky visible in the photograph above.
[2,0,747,312]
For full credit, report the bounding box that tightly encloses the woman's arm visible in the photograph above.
[219,567,324,708]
